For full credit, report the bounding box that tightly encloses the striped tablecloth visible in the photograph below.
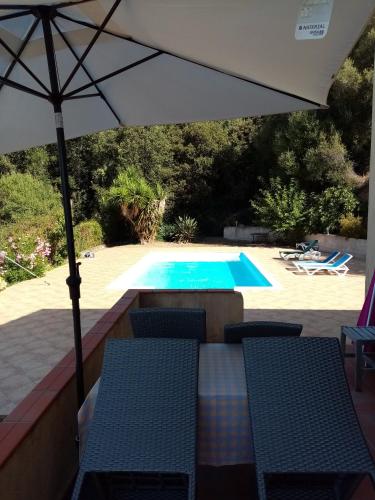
[78,343,253,466]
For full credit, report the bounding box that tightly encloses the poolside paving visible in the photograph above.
[0,241,367,415]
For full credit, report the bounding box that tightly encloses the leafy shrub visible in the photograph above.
[46,217,68,265]
[0,154,15,175]
[0,173,61,224]
[339,214,367,239]
[74,220,103,253]
[173,216,198,243]
[303,131,354,187]
[102,167,166,244]
[0,215,66,266]
[0,216,103,285]
[312,186,358,234]
[157,223,176,242]
[0,235,51,284]
[251,178,309,242]
[0,174,64,282]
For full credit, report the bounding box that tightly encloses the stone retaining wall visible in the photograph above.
[307,233,367,259]
[224,225,276,242]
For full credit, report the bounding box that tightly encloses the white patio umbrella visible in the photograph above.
[0,0,374,408]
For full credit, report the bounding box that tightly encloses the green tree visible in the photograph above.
[168,121,232,232]
[208,119,260,229]
[326,15,375,173]
[271,112,357,193]
[303,131,355,188]
[0,173,61,224]
[0,154,15,175]
[113,126,176,186]
[6,146,53,180]
[251,178,309,241]
[352,16,375,71]
[273,111,321,167]
[23,147,52,180]
[65,127,176,223]
[313,186,359,234]
[102,167,166,243]
[327,59,373,173]
[66,134,111,223]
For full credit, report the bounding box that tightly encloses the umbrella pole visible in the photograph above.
[55,114,85,410]
[40,9,84,409]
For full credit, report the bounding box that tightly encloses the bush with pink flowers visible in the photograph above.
[0,234,51,284]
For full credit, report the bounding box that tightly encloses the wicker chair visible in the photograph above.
[130,308,207,342]
[72,338,198,500]
[224,321,302,343]
[242,337,375,499]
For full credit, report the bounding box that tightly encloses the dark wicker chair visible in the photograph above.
[242,337,375,499]
[130,308,207,342]
[224,321,302,343]
[72,338,199,500]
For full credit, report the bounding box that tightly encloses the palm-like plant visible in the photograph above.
[105,167,166,243]
[174,215,198,243]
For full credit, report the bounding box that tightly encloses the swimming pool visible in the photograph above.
[108,252,275,290]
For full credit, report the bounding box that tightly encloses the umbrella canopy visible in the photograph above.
[0,0,374,153]
[0,0,374,410]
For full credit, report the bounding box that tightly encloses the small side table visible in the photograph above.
[341,326,375,391]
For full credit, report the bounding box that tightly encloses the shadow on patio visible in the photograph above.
[244,308,361,338]
[0,305,371,414]
[0,308,107,416]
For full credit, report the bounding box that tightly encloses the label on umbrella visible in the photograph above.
[295,0,334,40]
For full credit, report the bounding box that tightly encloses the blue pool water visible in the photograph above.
[129,253,272,289]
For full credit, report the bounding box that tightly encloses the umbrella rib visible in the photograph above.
[0,74,49,99]
[56,12,323,108]
[0,21,51,95]
[52,18,122,125]
[55,0,94,8]
[0,17,50,97]
[0,4,35,10]
[63,51,162,99]
[60,0,122,95]
[0,10,31,22]
[0,0,91,10]
[64,92,100,99]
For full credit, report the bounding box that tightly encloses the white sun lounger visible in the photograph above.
[296,250,340,266]
[293,253,353,276]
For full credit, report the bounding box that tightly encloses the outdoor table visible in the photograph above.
[72,338,199,500]
[78,343,253,467]
[341,326,375,391]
